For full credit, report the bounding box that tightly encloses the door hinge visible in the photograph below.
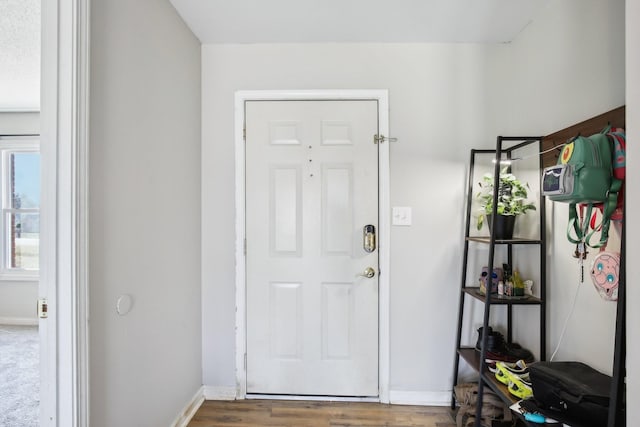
[244,353,247,370]
[244,238,247,255]
[243,127,247,141]
[38,298,48,319]
[373,134,397,144]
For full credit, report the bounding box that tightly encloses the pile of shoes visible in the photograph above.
[475,326,535,400]
[494,360,533,399]
[475,326,534,363]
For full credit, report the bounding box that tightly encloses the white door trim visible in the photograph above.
[41,0,90,425]
[234,90,390,402]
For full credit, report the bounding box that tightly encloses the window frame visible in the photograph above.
[0,134,40,281]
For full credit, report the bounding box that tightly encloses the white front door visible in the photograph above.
[245,100,379,396]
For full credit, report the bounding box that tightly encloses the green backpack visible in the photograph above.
[542,131,621,248]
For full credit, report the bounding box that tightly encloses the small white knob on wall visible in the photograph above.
[116,294,133,316]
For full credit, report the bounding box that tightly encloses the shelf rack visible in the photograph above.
[451,137,546,427]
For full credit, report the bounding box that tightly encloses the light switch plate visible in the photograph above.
[392,206,412,226]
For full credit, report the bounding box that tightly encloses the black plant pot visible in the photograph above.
[487,214,516,240]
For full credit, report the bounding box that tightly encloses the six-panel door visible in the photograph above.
[245,100,379,396]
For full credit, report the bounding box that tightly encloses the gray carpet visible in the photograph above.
[0,325,39,427]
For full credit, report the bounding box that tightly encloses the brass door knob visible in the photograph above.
[359,267,376,278]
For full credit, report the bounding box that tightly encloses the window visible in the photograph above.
[0,136,40,279]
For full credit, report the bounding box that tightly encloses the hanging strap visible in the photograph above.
[585,178,622,248]
[568,178,622,248]
[567,203,592,244]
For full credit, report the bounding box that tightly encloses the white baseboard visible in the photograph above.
[203,385,237,400]
[171,386,205,427]
[199,387,449,407]
[389,390,451,406]
[246,394,378,402]
[0,317,38,326]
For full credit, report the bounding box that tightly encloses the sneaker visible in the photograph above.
[485,340,534,363]
[475,326,535,363]
[507,372,533,399]
[494,360,528,385]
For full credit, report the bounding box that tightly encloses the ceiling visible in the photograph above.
[0,0,551,111]
[169,0,551,44]
[0,0,40,111]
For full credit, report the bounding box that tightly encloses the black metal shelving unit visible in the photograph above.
[608,210,626,427]
[451,136,547,427]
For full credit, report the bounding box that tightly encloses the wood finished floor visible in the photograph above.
[188,400,457,427]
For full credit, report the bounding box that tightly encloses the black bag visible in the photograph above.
[529,361,611,427]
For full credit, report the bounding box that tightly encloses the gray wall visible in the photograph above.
[201,0,626,400]
[89,0,202,425]
[0,112,39,324]
[202,43,500,397]
[492,0,625,375]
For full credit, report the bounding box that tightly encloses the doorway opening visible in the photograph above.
[0,0,42,423]
[0,134,41,426]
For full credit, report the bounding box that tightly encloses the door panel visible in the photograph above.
[245,100,378,396]
[322,165,352,254]
[270,166,302,255]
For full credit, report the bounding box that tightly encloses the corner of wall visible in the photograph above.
[170,386,205,427]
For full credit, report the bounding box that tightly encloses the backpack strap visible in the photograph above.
[584,178,622,248]
[567,203,593,244]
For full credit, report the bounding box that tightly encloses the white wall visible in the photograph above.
[0,112,39,134]
[89,0,202,425]
[0,112,39,324]
[201,43,507,397]
[626,0,639,424]
[493,0,625,375]
[202,0,626,401]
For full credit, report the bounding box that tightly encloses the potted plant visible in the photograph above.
[476,167,536,239]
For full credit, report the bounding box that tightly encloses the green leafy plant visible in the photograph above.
[476,167,536,231]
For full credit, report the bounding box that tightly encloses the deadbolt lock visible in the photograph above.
[363,225,376,253]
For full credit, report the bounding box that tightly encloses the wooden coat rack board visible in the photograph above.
[541,104,626,426]
[541,105,626,168]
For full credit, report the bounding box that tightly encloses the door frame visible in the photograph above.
[234,90,390,402]
[41,0,90,425]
